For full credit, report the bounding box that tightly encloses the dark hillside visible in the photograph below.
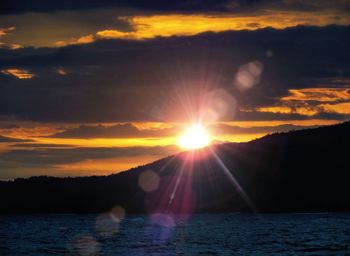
[1,121,349,214]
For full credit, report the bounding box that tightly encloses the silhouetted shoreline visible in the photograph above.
[1,121,350,214]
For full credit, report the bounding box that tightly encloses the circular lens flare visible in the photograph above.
[178,124,210,150]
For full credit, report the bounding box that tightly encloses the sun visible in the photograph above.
[178,123,211,150]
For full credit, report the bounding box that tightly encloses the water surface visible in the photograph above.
[1,213,350,255]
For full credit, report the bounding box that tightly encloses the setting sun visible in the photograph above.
[178,123,211,150]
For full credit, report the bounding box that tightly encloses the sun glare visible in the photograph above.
[178,124,211,150]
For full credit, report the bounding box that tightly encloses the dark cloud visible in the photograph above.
[0,135,33,143]
[0,145,177,165]
[0,124,20,129]
[47,122,325,139]
[211,123,321,135]
[272,0,350,13]
[236,110,350,122]
[1,0,349,15]
[0,144,178,179]
[0,0,244,14]
[1,26,349,122]
[10,143,75,148]
[49,123,176,138]
[0,9,136,48]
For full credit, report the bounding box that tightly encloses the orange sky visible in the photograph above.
[0,118,343,179]
[1,1,350,180]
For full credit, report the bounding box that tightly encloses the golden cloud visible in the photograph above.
[320,102,350,114]
[0,26,15,37]
[8,43,23,49]
[256,106,319,116]
[256,87,350,116]
[0,27,23,50]
[96,30,133,39]
[75,34,95,44]
[52,10,350,47]
[2,120,339,145]
[95,12,350,40]
[1,68,35,79]
[0,42,23,50]
[54,34,95,47]
[281,88,350,102]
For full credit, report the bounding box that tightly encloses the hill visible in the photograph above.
[1,121,350,214]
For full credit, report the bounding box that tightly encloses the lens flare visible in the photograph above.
[177,124,210,150]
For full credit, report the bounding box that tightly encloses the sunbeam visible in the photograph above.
[209,147,257,212]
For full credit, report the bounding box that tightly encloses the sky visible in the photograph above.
[0,0,350,180]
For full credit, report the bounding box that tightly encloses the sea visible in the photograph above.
[1,213,350,255]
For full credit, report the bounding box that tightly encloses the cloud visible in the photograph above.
[281,88,350,102]
[0,0,233,14]
[0,26,349,122]
[1,1,350,48]
[210,123,321,135]
[55,34,96,47]
[255,105,319,116]
[255,87,350,116]
[74,34,95,44]
[49,123,177,138]
[0,42,24,50]
[1,2,349,47]
[0,9,133,48]
[0,135,33,143]
[0,144,178,179]
[96,30,132,39]
[275,0,350,12]
[1,68,35,79]
[0,145,176,164]
[0,27,15,36]
[320,102,350,114]
[42,12,350,46]
[47,121,331,142]
[10,143,75,148]
[1,0,350,15]
[98,13,350,39]
[0,27,23,49]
